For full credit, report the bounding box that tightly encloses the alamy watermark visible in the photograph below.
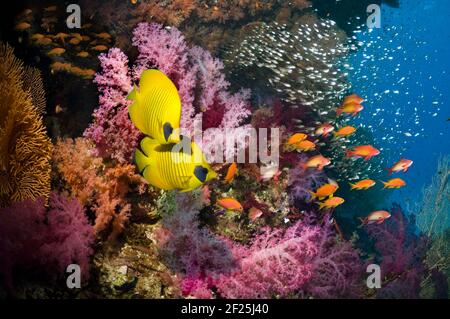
[66,264,81,289]
[366,264,382,289]
[367,4,381,29]
[171,115,280,174]
[66,4,81,29]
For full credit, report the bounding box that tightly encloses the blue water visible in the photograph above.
[346,0,450,209]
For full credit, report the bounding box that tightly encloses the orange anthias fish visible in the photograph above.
[294,140,316,152]
[35,37,53,46]
[336,102,364,117]
[334,125,356,138]
[318,196,345,210]
[315,123,334,137]
[77,51,90,58]
[359,210,391,226]
[47,47,66,56]
[343,94,364,105]
[95,32,112,40]
[30,33,45,41]
[286,133,308,146]
[248,207,263,222]
[382,178,406,189]
[387,158,413,174]
[309,183,338,200]
[224,162,237,183]
[350,179,376,190]
[91,45,109,51]
[15,22,31,31]
[217,198,243,211]
[301,155,331,171]
[69,38,81,45]
[345,145,380,161]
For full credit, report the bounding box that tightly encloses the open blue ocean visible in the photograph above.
[346,0,450,209]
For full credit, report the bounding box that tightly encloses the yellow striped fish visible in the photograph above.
[128,69,181,144]
[135,136,217,192]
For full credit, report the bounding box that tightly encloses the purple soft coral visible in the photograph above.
[155,194,237,299]
[0,193,94,293]
[303,215,365,298]
[288,165,327,203]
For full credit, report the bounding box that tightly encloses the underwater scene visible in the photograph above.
[0,0,448,301]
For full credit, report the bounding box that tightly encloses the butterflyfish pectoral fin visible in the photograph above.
[134,148,151,174]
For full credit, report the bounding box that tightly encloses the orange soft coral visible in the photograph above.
[0,43,52,207]
[53,138,147,240]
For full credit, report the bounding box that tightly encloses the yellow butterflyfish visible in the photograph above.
[135,136,217,192]
[128,69,182,144]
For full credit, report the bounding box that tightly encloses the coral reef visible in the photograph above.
[217,216,364,299]
[216,221,318,299]
[416,155,450,237]
[21,66,46,114]
[2,0,445,301]
[80,0,312,53]
[0,193,94,293]
[288,166,327,204]
[52,138,147,240]
[366,203,428,298]
[93,222,177,299]
[155,193,236,299]
[154,192,364,299]
[0,43,52,207]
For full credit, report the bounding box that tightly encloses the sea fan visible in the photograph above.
[0,43,52,207]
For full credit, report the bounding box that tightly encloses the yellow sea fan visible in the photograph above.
[0,43,52,207]
[22,66,46,114]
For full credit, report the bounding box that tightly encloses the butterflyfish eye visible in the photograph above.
[194,166,208,183]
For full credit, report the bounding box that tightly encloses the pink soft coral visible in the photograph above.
[217,217,364,299]
[156,195,364,299]
[216,222,319,298]
[84,48,141,163]
[0,193,94,293]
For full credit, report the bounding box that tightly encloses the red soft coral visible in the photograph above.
[366,203,428,298]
